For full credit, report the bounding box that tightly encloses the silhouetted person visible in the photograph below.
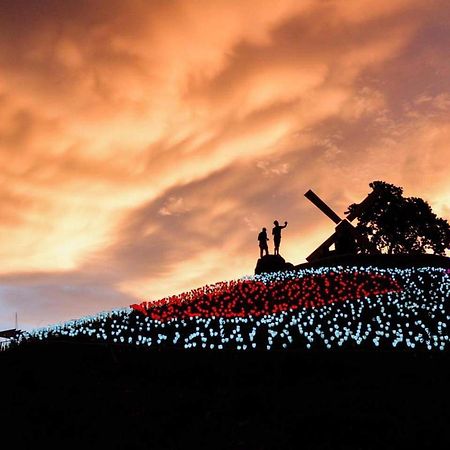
[258,227,269,258]
[272,220,288,255]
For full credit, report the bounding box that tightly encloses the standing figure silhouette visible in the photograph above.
[272,220,288,255]
[257,227,269,258]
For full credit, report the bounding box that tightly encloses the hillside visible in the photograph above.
[8,262,450,352]
[1,259,449,448]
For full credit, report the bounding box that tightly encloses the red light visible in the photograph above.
[130,272,402,322]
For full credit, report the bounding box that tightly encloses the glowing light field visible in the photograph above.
[8,265,448,353]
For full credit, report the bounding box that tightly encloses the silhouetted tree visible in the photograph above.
[347,181,450,255]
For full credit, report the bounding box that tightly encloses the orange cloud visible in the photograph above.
[0,0,449,329]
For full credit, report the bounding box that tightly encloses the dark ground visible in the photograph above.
[0,342,448,449]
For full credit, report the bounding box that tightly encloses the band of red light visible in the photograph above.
[131,272,402,321]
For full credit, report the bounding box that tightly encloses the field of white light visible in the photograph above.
[6,265,449,353]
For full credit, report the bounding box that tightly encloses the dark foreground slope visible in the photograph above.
[0,342,448,449]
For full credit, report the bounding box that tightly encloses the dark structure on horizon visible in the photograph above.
[0,313,22,343]
[304,189,376,262]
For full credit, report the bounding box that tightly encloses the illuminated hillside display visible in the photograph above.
[10,265,449,352]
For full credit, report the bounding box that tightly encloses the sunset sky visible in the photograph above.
[0,0,449,330]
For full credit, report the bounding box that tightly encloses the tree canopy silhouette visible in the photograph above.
[347,181,450,256]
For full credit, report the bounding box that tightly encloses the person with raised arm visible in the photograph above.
[272,220,288,256]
